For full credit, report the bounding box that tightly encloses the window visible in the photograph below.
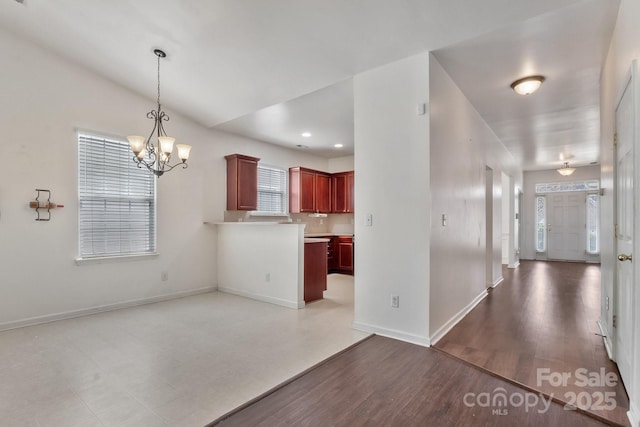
[535,180,599,194]
[78,133,156,258]
[535,195,546,252]
[256,165,287,214]
[586,193,599,254]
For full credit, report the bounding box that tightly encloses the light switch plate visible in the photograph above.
[365,213,373,227]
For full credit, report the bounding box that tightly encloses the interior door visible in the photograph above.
[547,192,586,261]
[614,67,634,388]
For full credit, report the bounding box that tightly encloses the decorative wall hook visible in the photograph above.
[30,189,64,221]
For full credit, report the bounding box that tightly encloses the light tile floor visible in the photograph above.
[0,274,367,427]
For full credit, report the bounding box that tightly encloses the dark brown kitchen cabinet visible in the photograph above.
[225,154,260,210]
[332,171,354,213]
[289,167,331,213]
[315,172,332,213]
[304,240,327,303]
[327,236,338,271]
[337,236,354,275]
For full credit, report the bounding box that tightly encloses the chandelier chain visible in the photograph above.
[156,52,161,108]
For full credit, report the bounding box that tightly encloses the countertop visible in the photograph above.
[304,233,354,237]
[304,238,331,243]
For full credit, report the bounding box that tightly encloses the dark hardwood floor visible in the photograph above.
[435,260,629,426]
[210,335,612,427]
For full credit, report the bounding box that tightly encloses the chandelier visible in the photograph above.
[128,49,191,177]
[557,162,576,176]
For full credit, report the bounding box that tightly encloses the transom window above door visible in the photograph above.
[535,180,599,194]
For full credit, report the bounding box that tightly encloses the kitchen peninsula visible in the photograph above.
[214,222,330,308]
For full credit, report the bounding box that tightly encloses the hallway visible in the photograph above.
[435,260,629,426]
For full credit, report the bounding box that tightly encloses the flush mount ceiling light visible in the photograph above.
[557,162,576,176]
[510,75,545,96]
[127,49,191,177]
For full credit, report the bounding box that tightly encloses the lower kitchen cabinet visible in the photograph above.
[327,236,337,272]
[337,236,354,275]
[310,234,354,276]
[304,240,328,303]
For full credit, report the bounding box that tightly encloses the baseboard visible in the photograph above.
[629,401,640,427]
[596,319,614,360]
[508,261,520,269]
[0,286,217,332]
[430,289,488,345]
[218,286,303,309]
[491,276,504,288]
[352,321,430,347]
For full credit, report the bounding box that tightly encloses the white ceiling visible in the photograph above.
[0,0,617,167]
[216,79,355,158]
[433,0,619,171]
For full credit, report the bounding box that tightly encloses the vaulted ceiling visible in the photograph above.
[0,0,619,168]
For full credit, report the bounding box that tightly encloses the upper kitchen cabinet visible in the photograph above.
[225,154,260,211]
[289,167,332,213]
[332,171,354,213]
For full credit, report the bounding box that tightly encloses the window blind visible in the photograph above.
[78,133,156,258]
[257,165,287,213]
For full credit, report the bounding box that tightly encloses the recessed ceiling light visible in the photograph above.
[510,75,545,95]
[334,144,343,148]
[301,132,312,138]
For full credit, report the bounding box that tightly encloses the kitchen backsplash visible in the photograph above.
[224,211,354,235]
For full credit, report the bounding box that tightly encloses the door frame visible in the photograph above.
[612,60,639,424]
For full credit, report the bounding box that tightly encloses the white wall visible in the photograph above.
[0,27,330,329]
[353,51,521,346]
[353,53,430,346]
[216,223,305,309]
[520,165,601,261]
[328,156,354,173]
[600,1,640,424]
[428,54,521,343]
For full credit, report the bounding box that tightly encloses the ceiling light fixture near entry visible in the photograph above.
[510,75,545,95]
[557,162,576,176]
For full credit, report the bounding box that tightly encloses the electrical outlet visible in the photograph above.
[161,272,168,282]
[265,273,271,282]
[391,295,399,308]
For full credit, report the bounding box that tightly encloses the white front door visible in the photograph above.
[614,65,635,389]
[547,192,586,261]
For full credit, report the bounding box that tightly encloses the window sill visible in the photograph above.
[75,253,159,266]
[249,211,290,217]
